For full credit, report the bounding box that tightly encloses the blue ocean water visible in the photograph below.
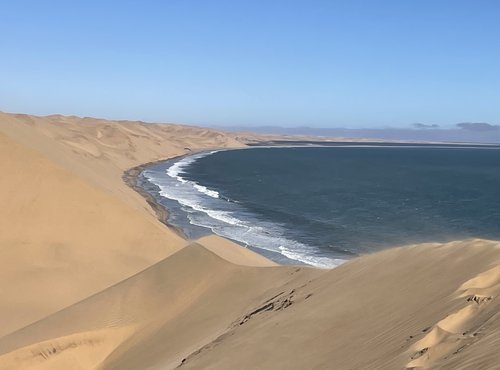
[141,145,500,268]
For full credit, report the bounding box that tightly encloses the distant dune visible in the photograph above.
[219,124,500,144]
[0,112,498,369]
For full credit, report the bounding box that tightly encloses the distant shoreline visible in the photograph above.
[246,140,500,148]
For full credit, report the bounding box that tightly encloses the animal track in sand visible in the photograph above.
[406,265,499,369]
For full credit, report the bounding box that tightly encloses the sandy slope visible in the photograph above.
[0,132,184,336]
[0,245,318,370]
[0,240,498,370]
[0,112,499,369]
[180,240,500,370]
[0,112,243,213]
[0,112,243,336]
[195,235,277,267]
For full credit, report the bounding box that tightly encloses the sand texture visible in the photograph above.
[0,112,499,369]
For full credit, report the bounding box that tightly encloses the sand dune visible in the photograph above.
[0,132,178,335]
[0,239,497,370]
[0,244,318,369]
[0,112,243,213]
[0,112,499,369]
[0,113,243,336]
[177,240,500,370]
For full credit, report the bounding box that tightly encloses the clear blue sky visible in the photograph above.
[1,1,499,128]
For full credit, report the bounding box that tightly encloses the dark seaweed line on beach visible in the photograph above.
[122,158,188,239]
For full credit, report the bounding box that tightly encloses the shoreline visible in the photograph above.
[122,147,305,266]
[122,148,234,243]
[122,141,500,269]
[122,141,500,268]
[123,155,190,240]
[122,147,316,267]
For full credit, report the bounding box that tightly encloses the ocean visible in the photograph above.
[140,145,500,268]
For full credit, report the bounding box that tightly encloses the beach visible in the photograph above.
[0,112,499,369]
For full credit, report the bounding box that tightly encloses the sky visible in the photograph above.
[1,0,499,128]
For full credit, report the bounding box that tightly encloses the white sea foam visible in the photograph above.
[159,186,243,226]
[193,184,220,198]
[184,206,340,267]
[165,152,220,198]
[166,161,187,183]
[144,150,345,269]
[279,246,344,269]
